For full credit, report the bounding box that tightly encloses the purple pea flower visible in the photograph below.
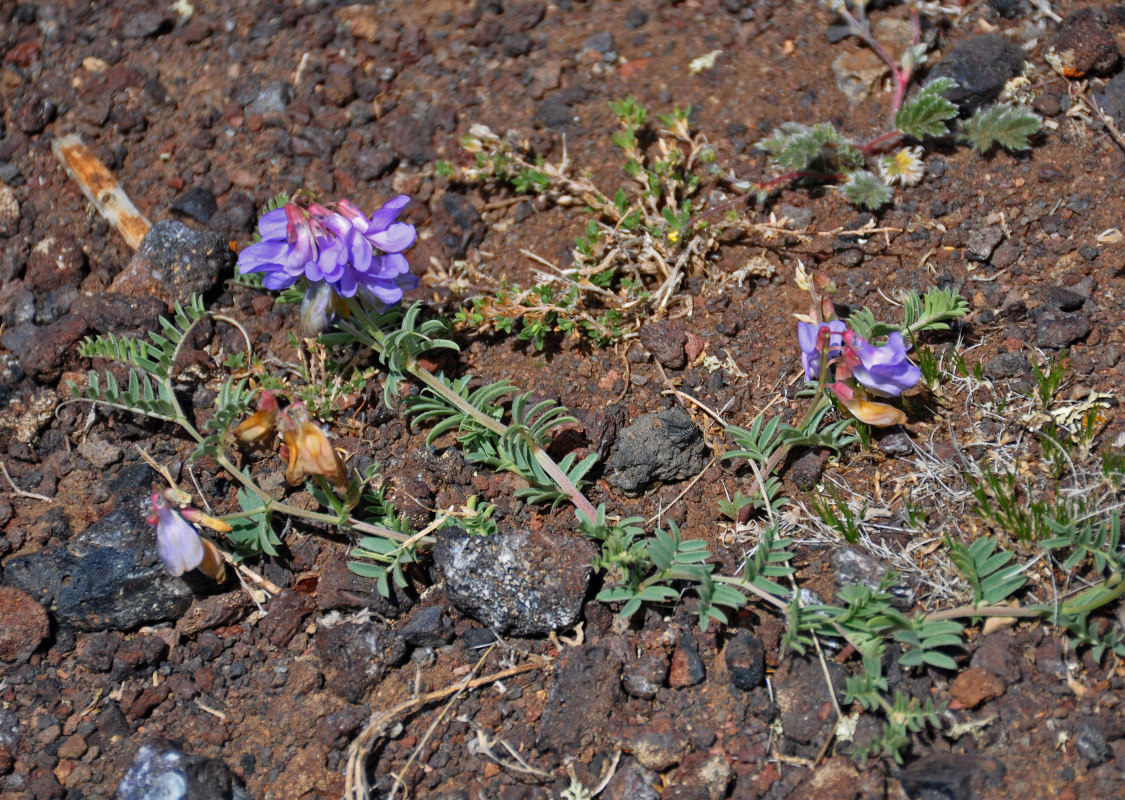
[237,195,418,306]
[797,320,847,380]
[146,492,204,577]
[847,331,921,396]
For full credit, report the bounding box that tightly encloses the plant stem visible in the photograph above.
[343,298,599,521]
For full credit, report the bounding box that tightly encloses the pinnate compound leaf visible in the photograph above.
[895,78,958,139]
[961,103,1040,152]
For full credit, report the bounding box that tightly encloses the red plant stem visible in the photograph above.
[757,169,842,190]
[860,130,901,155]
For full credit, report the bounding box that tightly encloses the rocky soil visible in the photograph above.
[2,1,1125,799]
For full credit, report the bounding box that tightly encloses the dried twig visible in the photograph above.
[0,461,53,502]
[344,656,547,800]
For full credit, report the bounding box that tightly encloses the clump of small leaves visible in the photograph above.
[742,2,1041,209]
[450,98,732,348]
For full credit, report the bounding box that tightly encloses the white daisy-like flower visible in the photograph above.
[878,146,926,187]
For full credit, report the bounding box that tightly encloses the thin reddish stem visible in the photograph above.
[860,130,901,155]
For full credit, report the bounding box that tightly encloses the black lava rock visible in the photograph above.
[3,488,199,632]
[929,35,1025,112]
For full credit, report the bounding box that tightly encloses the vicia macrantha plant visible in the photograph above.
[70,190,603,594]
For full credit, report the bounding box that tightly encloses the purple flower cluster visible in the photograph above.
[798,322,920,397]
[237,195,418,305]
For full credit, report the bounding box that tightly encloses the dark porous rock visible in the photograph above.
[247,81,292,115]
[384,107,439,165]
[433,192,485,259]
[258,589,316,648]
[602,758,661,800]
[774,656,846,754]
[0,586,49,663]
[1074,719,1112,765]
[606,407,708,495]
[988,0,1028,18]
[1094,71,1125,128]
[176,591,249,637]
[1044,285,1085,311]
[577,403,627,461]
[26,767,63,800]
[965,226,1003,262]
[0,314,88,382]
[533,87,589,129]
[537,644,622,753]
[118,10,175,39]
[2,490,198,631]
[75,631,123,672]
[639,321,686,369]
[316,705,367,749]
[1049,8,1120,77]
[984,351,1031,379]
[876,430,913,458]
[315,553,412,618]
[70,292,167,337]
[0,183,18,237]
[724,629,765,691]
[112,634,169,679]
[898,753,1005,800]
[116,739,244,800]
[24,234,86,293]
[580,30,617,62]
[169,186,219,224]
[0,282,34,329]
[929,34,1025,111]
[0,235,29,285]
[1036,310,1091,348]
[397,605,453,648]
[14,94,57,134]
[969,631,1022,683]
[623,649,669,699]
[315,618,406,702]
[788,447,829,491]
[108,221,233,308]
[434,525,594,635]
[990,239,1019,269]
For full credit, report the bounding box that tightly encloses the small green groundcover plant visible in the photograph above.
[749,0,1041,210]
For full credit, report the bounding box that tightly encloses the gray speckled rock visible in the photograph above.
[605,407,708,496]
[116,739,245,800]
[107,220,233,308]
[434,526,594,635]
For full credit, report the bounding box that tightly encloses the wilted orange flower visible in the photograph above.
[279,403,348,488]
[235,390,280,443]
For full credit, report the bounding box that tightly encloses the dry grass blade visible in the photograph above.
[52,134,152,249]
[343,654,547,800]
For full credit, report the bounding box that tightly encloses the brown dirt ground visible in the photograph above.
[3,1,1125,799]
